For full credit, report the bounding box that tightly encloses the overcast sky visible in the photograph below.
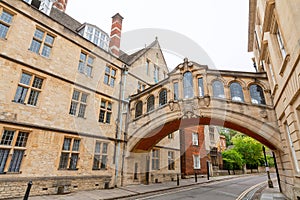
[66,0,254,72]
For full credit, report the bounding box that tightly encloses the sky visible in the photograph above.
[66,0,255,72]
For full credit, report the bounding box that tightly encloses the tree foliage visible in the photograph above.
[232,134,263,169]
[222,149,244,170]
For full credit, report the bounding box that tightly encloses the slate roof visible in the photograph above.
[50,8,82,33]
[119,39,159,65]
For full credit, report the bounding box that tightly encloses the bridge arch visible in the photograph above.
[127,59,281,154]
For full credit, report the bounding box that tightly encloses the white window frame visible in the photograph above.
[193,155,201,169]
[192,132,199,146]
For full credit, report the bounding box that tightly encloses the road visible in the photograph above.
[122,174,273,200]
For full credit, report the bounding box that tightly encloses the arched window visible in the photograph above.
[250,84,266,105]
[135,101,143,118]
[230,82,244,102]
[212,80,225,98]
[159,89,167,106]
[183,72,194,99]
[147,95,155,112]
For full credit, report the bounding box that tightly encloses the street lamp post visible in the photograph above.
[262,146,273,188]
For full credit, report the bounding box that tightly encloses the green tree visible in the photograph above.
[222,149,244,170]
[232,134,263,171]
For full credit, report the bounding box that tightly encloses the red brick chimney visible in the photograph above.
[109,13,123,57]
[53,0,68,12]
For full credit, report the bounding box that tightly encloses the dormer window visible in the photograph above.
[78,24,110,51]
[23,0,54,15]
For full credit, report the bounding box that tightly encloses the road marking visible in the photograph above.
[235,181,266,200]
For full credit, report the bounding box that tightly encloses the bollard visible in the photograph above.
[23,181,32,200]
[206,161,210,180]
[177,174,179,186]
[195,173,197,182]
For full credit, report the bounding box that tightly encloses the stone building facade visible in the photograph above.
[248,0,300,199]
[0,0,179,198]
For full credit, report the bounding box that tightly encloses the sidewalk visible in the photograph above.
[259,181,288,200]
[11,174,287,200]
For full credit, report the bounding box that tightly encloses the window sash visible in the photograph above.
[173,82,179,100]
[8,150,24,172]
[212,81,225,98]
[192,133,198,146]
[0,130,15,146]
[59,152,69,169]
[159,90,167,106]
[0,149,9,173]
[147,96,155,112]
[0,23,9,38]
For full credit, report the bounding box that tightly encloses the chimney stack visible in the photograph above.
[109,13,123,57]
[53,0,68,12]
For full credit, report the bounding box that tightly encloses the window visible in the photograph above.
[286,124,300,172]
[275,27,286,58]
[147,95,155,112]
[168,133,173,139]
[0,9,13,39]
[14,72,44,106]
[23,0,54,15]
[192,132,198,146]
[212,80,225,98]
[146,59,150,75]
[104,66,116,87]
[59,137,80,170]
[98,100,112,124]
[138,82,146,92]
[69,90,88,118]
[209,127,215,144]
[250,84,266,105]
[78,52,94,77]
[154,65,159,83]
[159,89,167,106]
[78,25,109,51]
[29,28,54,57]
[230,82,244,102]
[135,101,143,118]
[193,155,201,169]
[183,72,194,99]
[92,141,108,170]
[173,82,179,100]
[152,149,160,170]
[168,151,175,170]
[0,129,29,173]
[198,78,204,97]
[134,163,138,180]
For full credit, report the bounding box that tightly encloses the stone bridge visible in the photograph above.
[127,59,281,152]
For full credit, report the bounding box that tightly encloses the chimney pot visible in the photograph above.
[53,0,68,12]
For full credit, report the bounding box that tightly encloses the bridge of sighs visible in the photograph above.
[126,58,281,153]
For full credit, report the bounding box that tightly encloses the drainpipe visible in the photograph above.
[114,65,128,187]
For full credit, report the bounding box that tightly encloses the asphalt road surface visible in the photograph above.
[123,174,272,200]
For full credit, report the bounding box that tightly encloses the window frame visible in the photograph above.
[192,132,199,146]
[147,95,155,113]
[135,101,143,118]
[69,89,88,118]
[212,80,225,99]
[151,149,160,170]
[0,7,14,39]
[159,89,167,107]
[78,51,94,77]
[29,27,55,58]
[92,141,108,170]
[13,71,44,107]
[0,129,29,174]
[98,99,112,124]
[104,66,117,87]
[193,154,201,169]
[168,151,175,170]
[249,84,266,105]
[58,137,81,170]
[183,71,194,99]
[230,82,244,102]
